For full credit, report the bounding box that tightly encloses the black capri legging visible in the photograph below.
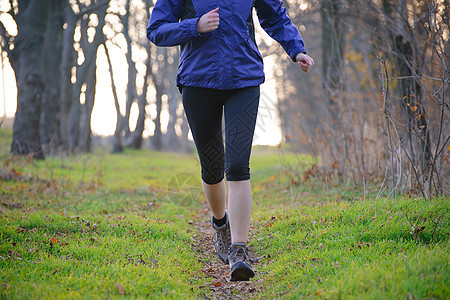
[182,86,260,184]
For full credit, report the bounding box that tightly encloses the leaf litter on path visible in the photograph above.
[191,205,263,299]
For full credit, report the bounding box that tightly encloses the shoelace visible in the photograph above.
[229,246,249,263]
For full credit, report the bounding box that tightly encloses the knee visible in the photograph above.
[225,162,250,181]
[201,164,224,184]
[198,141,224,185]
[202,172,224,185]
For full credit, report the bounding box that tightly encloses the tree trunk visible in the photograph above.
[40,0,65,154]
[69,2,107,152]
[319,0,347,177]
[127,86,147,149]
[126,0,153,149]
[78,61,96,152]
[105,43,123,153]
[122,0,136,139]
[10,1,50,159]
[165,48,181,151]
[69,16,90,152]
[383,0,433,182]
[153,82,163,151]
[127,61,151,149]
[320,0,346,124]
[151,46,166,151]
[59,5,77,151]
[393,36,432,178]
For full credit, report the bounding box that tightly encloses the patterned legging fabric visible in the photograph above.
[182,86,260,184]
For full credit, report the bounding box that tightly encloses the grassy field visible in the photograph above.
[0,129,448,299]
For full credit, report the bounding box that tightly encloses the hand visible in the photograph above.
[197,8,220,33]
[296,53,314,72]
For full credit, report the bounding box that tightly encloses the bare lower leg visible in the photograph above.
[202,179,226,219]
[228,180,252,244]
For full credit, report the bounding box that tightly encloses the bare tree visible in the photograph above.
[104,42,123,153]
[270,0,448,196]
[68,0,108,153]
[40,0,66,154]
[59,3,78,151]
[8,1,51,159]
[321,0,346,123]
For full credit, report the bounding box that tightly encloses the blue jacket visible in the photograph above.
[147,0,306,90]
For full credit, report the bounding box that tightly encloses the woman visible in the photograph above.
[147,0,313,281]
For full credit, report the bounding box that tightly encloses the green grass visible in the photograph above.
[0,212,201,298]
[0,129,12,153]
[0,128,449,299]
[0,130,207,299]
[249,197,449,299]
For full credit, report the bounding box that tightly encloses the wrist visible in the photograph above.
[196,17,201,33]
[293,51,307,62]
[193,17,202,36]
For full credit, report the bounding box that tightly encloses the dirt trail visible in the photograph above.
[190,205,264,299]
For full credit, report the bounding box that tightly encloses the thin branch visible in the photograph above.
[390,75,447,82]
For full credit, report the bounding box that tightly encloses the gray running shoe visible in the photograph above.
[211,213,231,264]
[228,243,255,281]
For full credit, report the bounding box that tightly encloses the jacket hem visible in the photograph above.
[177,77,265,90]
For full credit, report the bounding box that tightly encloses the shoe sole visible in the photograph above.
[230,261,255,281]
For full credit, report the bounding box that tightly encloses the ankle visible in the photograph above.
[231,242,246,247]
[213,213,227,227]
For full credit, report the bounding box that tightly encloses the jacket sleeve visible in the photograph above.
[255,0,306,61]
[147,0,200,47]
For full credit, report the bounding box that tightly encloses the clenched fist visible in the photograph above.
[296,53,314,73]
[197,8,220,33]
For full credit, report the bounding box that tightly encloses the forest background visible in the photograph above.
[1,0,449,197]
[0,0,448,196]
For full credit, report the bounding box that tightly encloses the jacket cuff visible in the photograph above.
[187,17,201,37]
[291,48,307,62]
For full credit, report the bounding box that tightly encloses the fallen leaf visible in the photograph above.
[116,283,124,295]
[213,281,222,288]
[12,169,22,176]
